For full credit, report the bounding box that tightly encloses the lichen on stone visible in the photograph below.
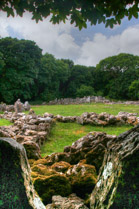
[103,162,113,180]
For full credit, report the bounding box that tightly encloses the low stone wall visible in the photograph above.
[0,110,139,208]
[47,96,108,105]
[55,111,139,126]
[0,111,138,161]
[0,111,55,159]
[47,96,139,105]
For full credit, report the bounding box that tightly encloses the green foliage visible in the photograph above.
[0,37,138,103]
[38,53,70,102]
[95,53,139,100]
[65,65,95,98]
[0,52,5,70]
[76,85,95,98]
[0,0,138,29]
[129,80,139,100]
[0,37,42,104]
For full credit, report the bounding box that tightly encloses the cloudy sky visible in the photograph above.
[0,11,139,66]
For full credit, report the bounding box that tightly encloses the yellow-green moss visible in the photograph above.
[33,174,72,204]
[67,162,97,199]
[51,161,71,173]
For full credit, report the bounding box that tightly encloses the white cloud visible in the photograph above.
[0,12,139,66]
[0,12,80,60]
[76,25,139,66]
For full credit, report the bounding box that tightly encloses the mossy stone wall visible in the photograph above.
[0,138,33,209]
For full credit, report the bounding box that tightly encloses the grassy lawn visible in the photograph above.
[32,103,139,116]
[1,103,138,157]
[0,118,12,126]
[41,122,133,157]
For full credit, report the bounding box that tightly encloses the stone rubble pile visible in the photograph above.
[0,99,30,112]
[0,111,55,159]
[55,111,139,126]
[46,194,89,209]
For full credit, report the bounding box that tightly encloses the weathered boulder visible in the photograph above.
[46,194,89,209]
[33,174,72,205]
[14,99,24,113]
[24,101,30,111]
[44,152,71,165]
[0,103,7,112]
[0,137,45,209]
[90,125,139,208]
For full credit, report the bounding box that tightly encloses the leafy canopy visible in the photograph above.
[95,53,139,99]
[0,0,139,29]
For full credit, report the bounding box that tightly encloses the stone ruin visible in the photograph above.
[47,96,109,105]
[56,111,139,126]
[0,109,139,208]
[0,111,55,160]
[31,126,139,208]
[0,99,30,113]
[47,96,139,105]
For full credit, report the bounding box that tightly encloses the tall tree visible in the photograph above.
[0,0,138,29]
[0,37,42,103]
[95,53,139,99]
[38,53,70,101]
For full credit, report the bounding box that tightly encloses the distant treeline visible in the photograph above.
[0,37,139,104]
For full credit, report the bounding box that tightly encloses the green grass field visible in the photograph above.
[39,103,138,156]
[32,103,139,116]
[41,122,133,157]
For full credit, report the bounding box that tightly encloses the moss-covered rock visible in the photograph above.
[34,174,72,205]
[85,144,106,173]
[51,161,71,173]
[110,151,139,209]
[31,164,57,177]
[23,141,41,160]
[44,152,71,165]
[0,137,45,209]
[67,161,97,199]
